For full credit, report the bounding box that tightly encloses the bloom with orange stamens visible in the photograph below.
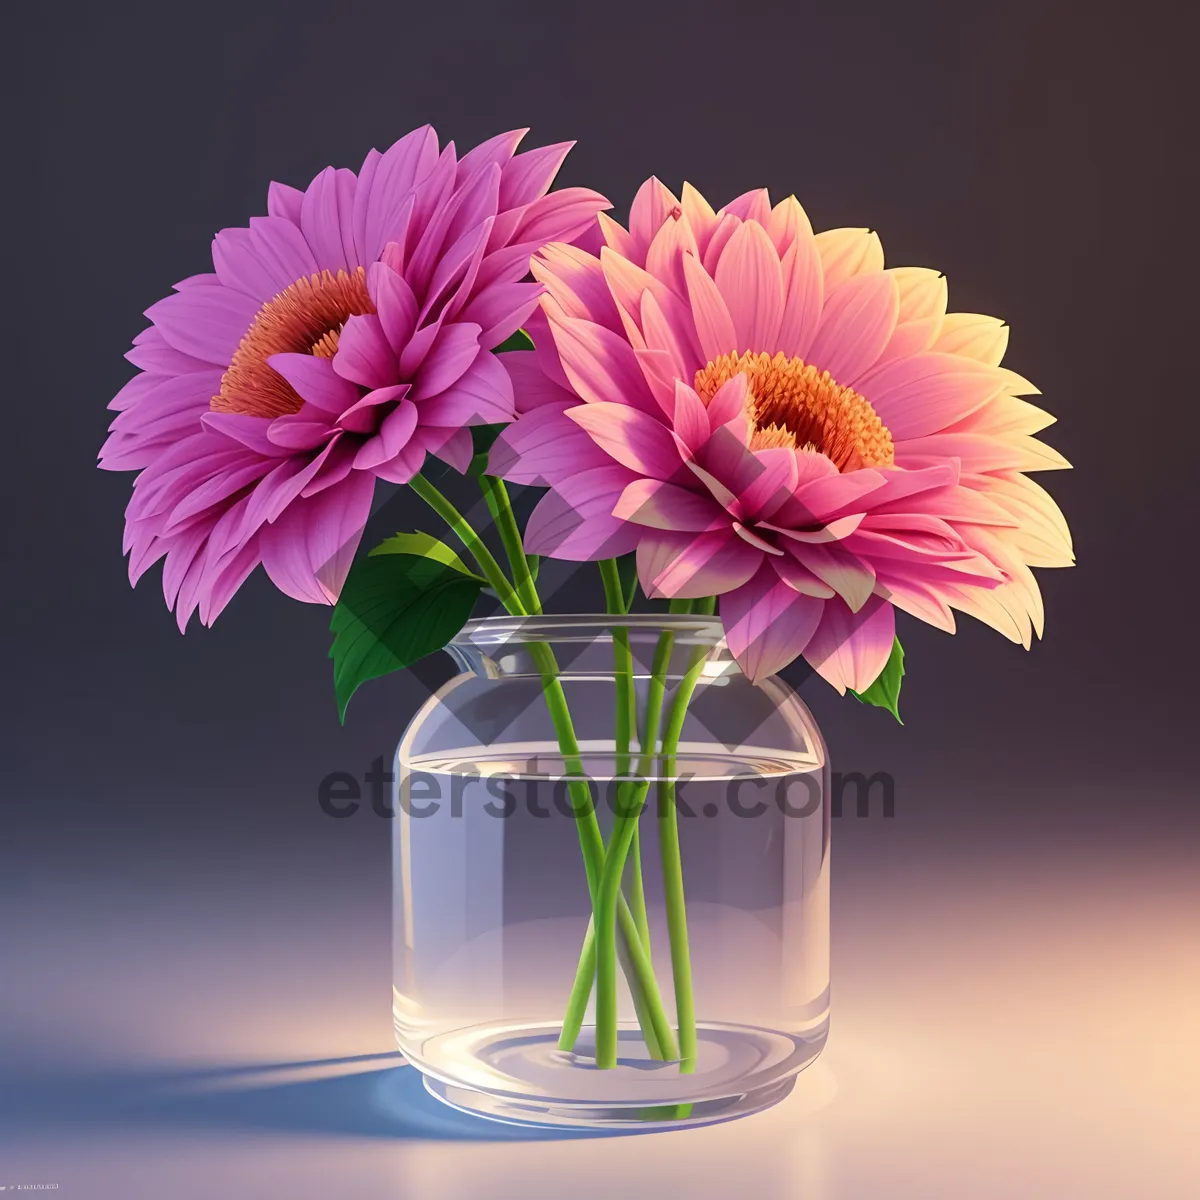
[491,179,1072,688]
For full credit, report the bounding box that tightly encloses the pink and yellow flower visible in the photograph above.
[100,126,608,628]
[491,179,1072,688]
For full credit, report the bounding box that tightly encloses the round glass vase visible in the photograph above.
[392,614,830,1130]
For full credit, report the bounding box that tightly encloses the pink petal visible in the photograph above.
[267,181,304,224]
[772,554,836,598]
[266,413,337,452]
[802,595,895,693]
[523,465,643,560]
[410,322,482,400]
[532,241,622,328]
[807,272,899,387]
[627,178,680,260]
[337,384,409,434]
[645,209,700,299]
[721,565,825,684]
[418,351,515,426]
[501,350,578,413]
[332,314,399,390]
[861,353,1006,439]
[545,306,658,413]
[566,402,682,480]
[201,411,291,457]
[259,471,375,605]
[637,529,761,599]
[489,402,611,486]
[499,139,571,209]
[267,353,360,415]
[672,381,711,451]
[714,220,784,352]
[679,182,719,256]
[300,166,357,274]
[613,478,726,531]
[512,187,611,246]
[776,229,825,360]
[353,398,419,470]
[418,424,473,474]
[368,261,420,353]
[682,254,738,363]
[874,570,956,633]
[145,285,261,365]
[786,541,876,611]
[738,447,800,521]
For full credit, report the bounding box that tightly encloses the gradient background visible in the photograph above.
[3,0,1198,1196]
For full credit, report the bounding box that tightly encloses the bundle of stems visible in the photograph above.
[411,469,711,1071]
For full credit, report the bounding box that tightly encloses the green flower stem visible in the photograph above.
[428,474,670,1061]
[593,628,675,1070]
[479,475,541,615]
[599,560,652,954]
[656,594,715,1074]
[410,473,526,616]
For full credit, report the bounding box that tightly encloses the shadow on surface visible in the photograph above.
[0,1053,611,1142]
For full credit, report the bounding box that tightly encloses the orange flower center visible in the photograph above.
[693,350,894,471]
[212,268,375,418]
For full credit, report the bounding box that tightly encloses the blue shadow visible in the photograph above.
[0,1053,611,1142]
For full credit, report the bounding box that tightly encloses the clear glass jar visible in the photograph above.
[392,615,830,1129]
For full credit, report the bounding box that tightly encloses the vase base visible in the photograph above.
[410,1020,824,1131]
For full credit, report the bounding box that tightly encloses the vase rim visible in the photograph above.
[453,613,726,647]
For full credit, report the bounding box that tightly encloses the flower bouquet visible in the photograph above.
[101,125,1072,1128]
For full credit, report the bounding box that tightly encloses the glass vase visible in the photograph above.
[392,614,830,1129]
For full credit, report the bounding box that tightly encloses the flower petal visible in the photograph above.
[720,565,825,684]
[523,465,643,560]
[637,529,761,599]
[714,220,784,352]
[566,401,682,480]
[802,594,895,694]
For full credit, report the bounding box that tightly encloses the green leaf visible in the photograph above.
[330,551,483,721]
[615,552,639,612]
[849,636,905,723]
[368,531,480,579]
[494,328,535,354]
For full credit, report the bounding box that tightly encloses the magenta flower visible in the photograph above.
[491,179,1073,688]
[100,126,608,628]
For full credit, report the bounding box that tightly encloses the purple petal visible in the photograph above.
[353,398,419,470]
[145,285,261,365]
[418,353,514,426]
[523,465,643,560]
[267,181,304,224]
[332,314,399,390]
[489,402,610,486]
[259,471,375,604]
[300,166,358,274]
[410,323,483,401]
[267,353,360,414]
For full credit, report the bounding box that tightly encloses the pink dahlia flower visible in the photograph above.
[491,179,1073,688]
[100,126,608,628]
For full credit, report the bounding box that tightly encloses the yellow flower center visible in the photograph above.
[693,350,894,471]
[213,267,375,418]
